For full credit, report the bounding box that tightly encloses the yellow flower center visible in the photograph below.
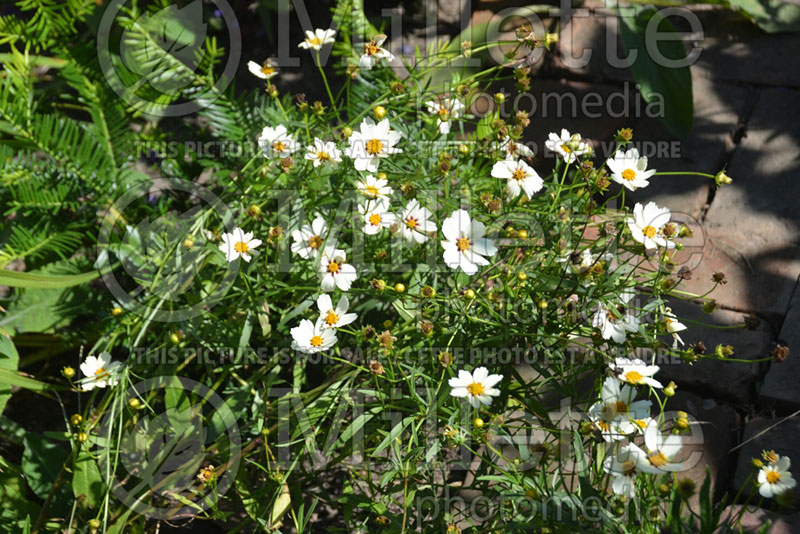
[456,237,471,251]
[466,382,484,396]
[234,241,249,253]
[308,235,322,249]
[561,144,572,153]
[308,37,322,47]
[310,335,323,347]
[766,471,781,484]
[273,140,286,152]
[261,65,274,76]
[317,151,331,161]
[94,367,107,376]
[622,460,637,476]
[438,108,450,120]
[327,260,340,274]
[369,213,382,225]
[622,169,636,181]
[642,225,657,238]
[405,217,418,229]
[597,420,610,431]
[325,311,339,326]
[648,451,668,468]
[616,401,629,414]
[366,138,384,155]
[624,370,644,384]
[365,43,379,56]
[512,168,527,181]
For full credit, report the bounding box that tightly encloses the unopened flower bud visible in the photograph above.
[715,170,732,186]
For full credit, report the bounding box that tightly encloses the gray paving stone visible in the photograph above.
[676,225,800,319]
[701,88,800,317]
[656,300,773,403]
[733,417,800,504]
[668,391,739,511]
[717,505,800,534]
[760,285,800,410]
[627,74,753,219]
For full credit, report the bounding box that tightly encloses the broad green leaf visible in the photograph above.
[619,7,693,138]
[21,432,69,500]
[72,451,105,508]
[726,0,800,32]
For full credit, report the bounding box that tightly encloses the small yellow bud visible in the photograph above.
[517,271,527,281]
[377,172,388,181]
[752,458,764,469]
[493,92,506,104]
[517,229,528,239]
[341,126,353,138]
[458,143,469,155]
[373,105,387,119]
[62,366,75,379]
[88,519,101,531]
[382,319,393,329]
[111,306,124,317]
[473,417,484,428]
[70,414,83,426]
[675,417,690,430]
[77,432,89,443]
[715,170,732,186]
[664,381,677,397]
[544,32,559,48]
[538,300,548,309]
[170,332,181,344]
[464,289,476,299]
[658,483,671,497]
[394,283,406,293]
[247,204,262,218]
[128,398,141,409]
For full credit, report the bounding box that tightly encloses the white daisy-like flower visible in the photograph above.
[297,28,337,51]
[305,138,342,168]
[399,199,436,244]
[291,216,333,259]
[588,376,652,442]
[425,97,465,134]
[544,128,592,163]
[219,227,262,262]
[441,210,497,276]
[247,59,278,80]
[663,308,687,347]
[611,357,663,389]
[346,118,402,173]
[494,137,534,160]
[358,34,394,70]
[490,159,544,200]
[355,174,393,201]
[359,199,395,235]
[291,318,337,354]
[319,247,357,292]
[758,455,797,499]
[316,294,358,329]
[607,148,655,191]
[448,367,503,409]
[79,352,122,391]
[631,421,684,474]
[592,291,639,343]
[258,124,298,157]
[603,444,642,499]
[627,202,676,250]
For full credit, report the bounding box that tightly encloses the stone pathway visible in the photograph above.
[543,4,800,528]
[450,1,800,527]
